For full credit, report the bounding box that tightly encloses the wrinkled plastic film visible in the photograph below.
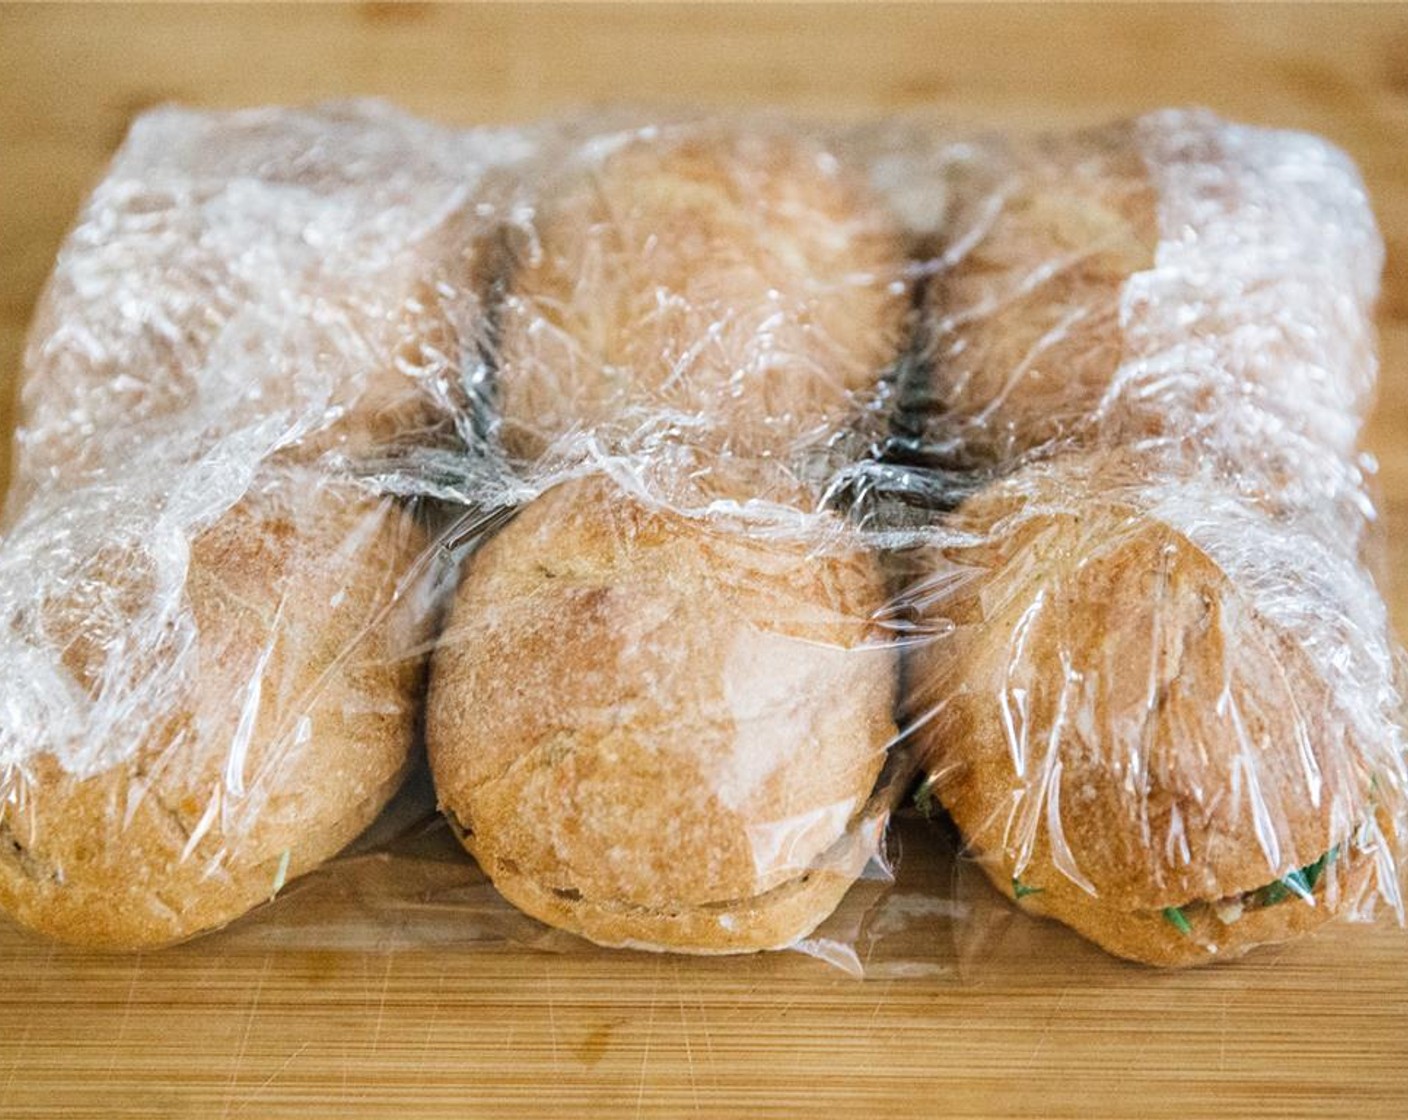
[425,121,913,955]
[0,103,1402,973]
[894,111,1406,967]
[0,102,524,947]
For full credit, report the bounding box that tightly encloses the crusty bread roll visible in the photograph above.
[429,475,895,951]
[906,113,1401,966]
[494,127,907,471]
[904,453,1392,966]
[0,472,430,947]
[0,105,478,947]
[430,127,909,952]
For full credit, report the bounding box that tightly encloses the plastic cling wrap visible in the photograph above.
[0,103,504,946]
[0,103,1403,972]
[895,112,1405,966]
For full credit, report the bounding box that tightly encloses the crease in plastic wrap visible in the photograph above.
[0,101,1403,976]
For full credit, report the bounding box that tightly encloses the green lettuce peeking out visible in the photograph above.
[1161,848,1341,935]
[914,776,939,820]
[1012,878,1044,900]
[1162,906,1193,935]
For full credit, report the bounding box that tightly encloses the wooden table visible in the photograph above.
[3,5,1408,1116]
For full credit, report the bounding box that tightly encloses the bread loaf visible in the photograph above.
[904,452,1394,966]
[904,112,1403,965]
[0,104,481,946]
[430,127,909,952]
[0,473,430,947]
[429,475,895,951]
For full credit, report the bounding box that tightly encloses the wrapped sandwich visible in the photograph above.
[901,111,1406,966]
[2,103,1401,974]
[428,126,910,952]
[0,103,493,947]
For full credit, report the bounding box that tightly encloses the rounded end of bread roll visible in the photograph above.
[428,473,898,952]
[905,453,1392,963]
[0,471,431,948]
[0,757,411,950]
[452,791,887,954]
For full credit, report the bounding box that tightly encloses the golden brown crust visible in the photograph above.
[925,122,1158,463]
[0,472,432,948]
[428,128,909,953]
[2,119,481,949]
[428,474,898,951]
[906,455,1376,924]
[904,451,1389,967]
[456,790,887,954]
[906,119,1394,966]
[495,127,907,466]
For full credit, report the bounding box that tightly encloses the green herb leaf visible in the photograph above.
[1163,906,1192,936]
[1012,877,1044,900]
[1255,879,1292,907]
[1250,846,1339,909]
[914,775,939,819]
[1302,846,1337,891]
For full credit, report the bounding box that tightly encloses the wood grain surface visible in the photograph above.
[2,4,1408,1117]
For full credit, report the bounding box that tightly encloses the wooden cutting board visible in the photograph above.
[2,5,1407,1117]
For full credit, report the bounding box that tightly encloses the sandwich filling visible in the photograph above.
[1004,847,1342,933]
[1158,847,1339,933]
